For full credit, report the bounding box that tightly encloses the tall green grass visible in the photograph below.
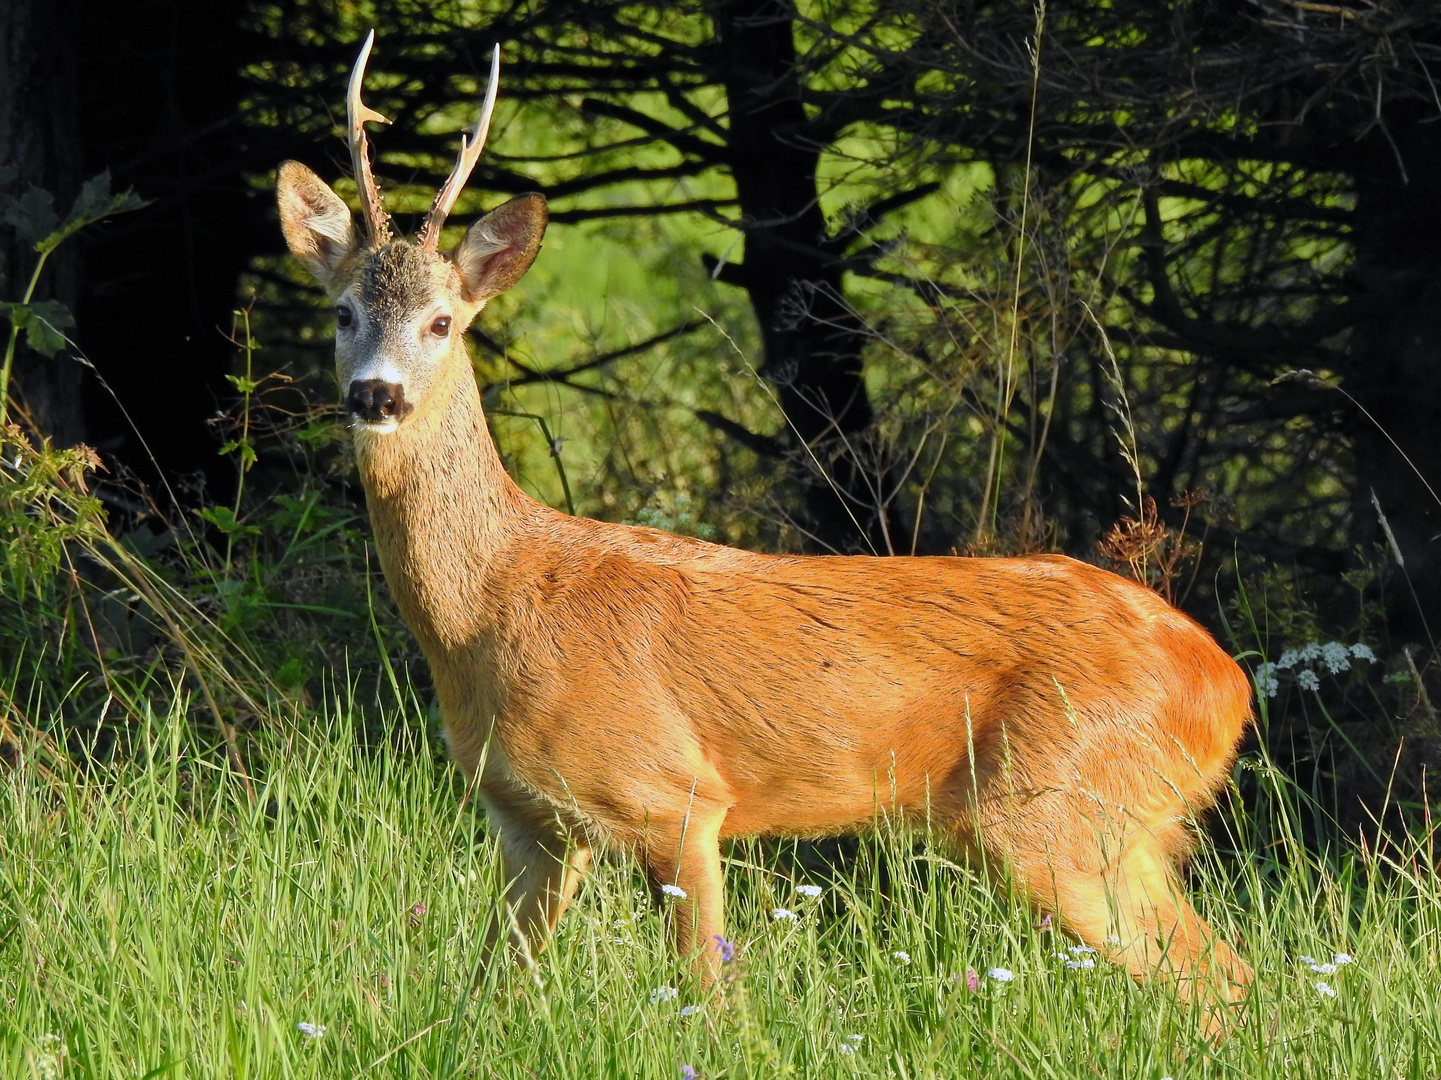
[3,689,1439,1079]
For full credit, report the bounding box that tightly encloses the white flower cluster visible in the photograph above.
[35,1034,65,1080]
[1256,642,1377,698]
[1298,951,1353,998]
[1055,944,1097,970]
[1255,663,1280,699]
[1299,951,1353,974]
[1278,641,1375,673]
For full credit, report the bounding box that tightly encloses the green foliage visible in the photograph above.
[0,299,73,359]
[0,170,146,411]
[625,492,716,541]
[0,168,147,253]
[0,428,106,595]
[0,429,111,744]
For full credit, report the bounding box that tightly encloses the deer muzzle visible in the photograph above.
[347,379,413,428]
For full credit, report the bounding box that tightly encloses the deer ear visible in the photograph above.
[451,193,547,304]
[277,160,359,290]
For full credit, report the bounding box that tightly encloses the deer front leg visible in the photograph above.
[643,807,729,985]
[481,797,591,965]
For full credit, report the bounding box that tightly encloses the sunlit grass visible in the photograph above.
[2,693,1439,1079]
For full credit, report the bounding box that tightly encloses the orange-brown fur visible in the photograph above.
[278,156,1254,1034]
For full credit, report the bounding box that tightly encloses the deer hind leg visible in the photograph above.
[979,800,1251,1034]
[641,805,728,986]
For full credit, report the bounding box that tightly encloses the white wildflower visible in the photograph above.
[837,1034,864,1054]
[1298,642,1323,663]
[987,967,1014,982]
[891,950,911,964]
[1321,642,1352,674]
[1255,662,1280,699]
[1065,958,1096,970]
[1298,954,1318,965]
[1296,669,1321,692]
[1277,647,1302,670]
[795,883,823,899]
[1068,945,1097,955]
[660,883,687,899]
[771,907,797,921]
[1308,961,1337,975]
[679,1005,701,1017]
[296,1021,326,1039]
[35,1034,65,1080]
[1314,981,1337,998]
[650,986,680,1004]
[1349,644,1376,663]
[1333,952,1354,965]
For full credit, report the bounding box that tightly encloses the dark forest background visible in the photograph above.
[3,0,1438,833]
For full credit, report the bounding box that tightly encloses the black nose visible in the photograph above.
[346,379,412,424]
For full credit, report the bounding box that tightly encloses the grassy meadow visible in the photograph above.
[3,688,1439,1080]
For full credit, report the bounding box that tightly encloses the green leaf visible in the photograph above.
[0,299,76,356]
[217,441,257,471]
[68,170,120,225]
[62,169,149,232]
[296,423,342,447]
[199,505,260,536]
[2,186,59,245]
[34,170,150,254]
[225,373,259,394]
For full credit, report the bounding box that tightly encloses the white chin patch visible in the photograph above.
[351,417,400,435]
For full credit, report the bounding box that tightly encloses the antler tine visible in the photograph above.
[347,29,392,247]
[417,45,502,251]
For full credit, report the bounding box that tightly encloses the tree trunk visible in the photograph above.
[1346,102,1441,644]
[0,0,87,444]
[711,0,893,554]
[71,0,260,503]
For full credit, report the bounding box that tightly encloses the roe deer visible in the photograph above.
[277,32,1254,1033]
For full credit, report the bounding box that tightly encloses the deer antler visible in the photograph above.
[417,45,501,251]
[347,29,392,247]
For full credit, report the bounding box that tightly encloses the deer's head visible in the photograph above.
[276,33,545,434]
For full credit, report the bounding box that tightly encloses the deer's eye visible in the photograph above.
[335,305,354,328]
[430,316,452,338]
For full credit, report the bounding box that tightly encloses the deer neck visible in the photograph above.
[352,353,531,654]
